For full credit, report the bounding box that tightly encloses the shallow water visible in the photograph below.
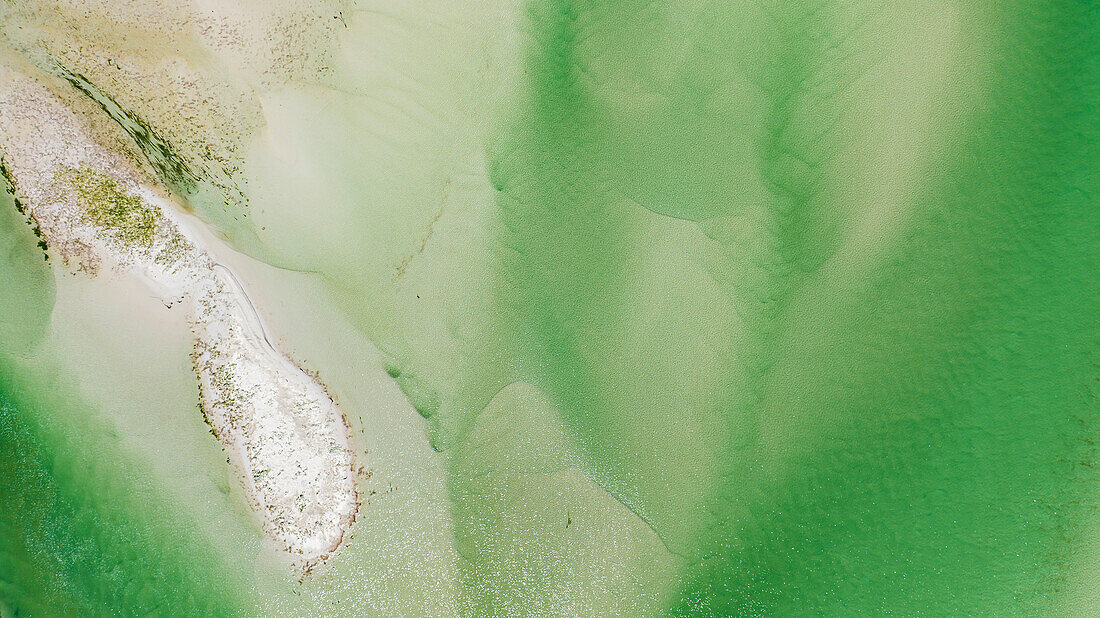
[1,0,1098,615]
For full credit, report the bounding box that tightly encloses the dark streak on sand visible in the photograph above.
[54,64,201,198]
[0,155,49,260]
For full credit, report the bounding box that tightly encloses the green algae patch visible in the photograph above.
[56,67,200,199]
[64,167,159,247]
[154,228,195,267]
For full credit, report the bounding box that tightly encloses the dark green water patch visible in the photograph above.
[666,1,1100,613]
[0,367,253,616]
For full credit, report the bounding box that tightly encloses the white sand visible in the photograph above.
[0,62,358,572]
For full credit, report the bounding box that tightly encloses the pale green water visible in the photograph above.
[0,172,51,354]
[0,184,258,615]
[1,0,1099,615]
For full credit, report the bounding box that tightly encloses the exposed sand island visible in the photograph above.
[0,62,358,571]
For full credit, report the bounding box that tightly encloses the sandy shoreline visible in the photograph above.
[0,60,359,572]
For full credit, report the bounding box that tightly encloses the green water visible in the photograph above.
[0,179,255,615]
[0,172,51,355]
[458,0,1100,613]
[1,0,1098,615]
[0,374,252,616]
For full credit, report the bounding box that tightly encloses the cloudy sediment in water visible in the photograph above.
[0,1,1097,615]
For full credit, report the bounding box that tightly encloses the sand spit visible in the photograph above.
[0,63,358,571]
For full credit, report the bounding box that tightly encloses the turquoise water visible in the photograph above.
[0,370,254,616]
[1,0,1098,614]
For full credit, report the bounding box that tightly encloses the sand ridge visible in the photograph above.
[0,61,359,573]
